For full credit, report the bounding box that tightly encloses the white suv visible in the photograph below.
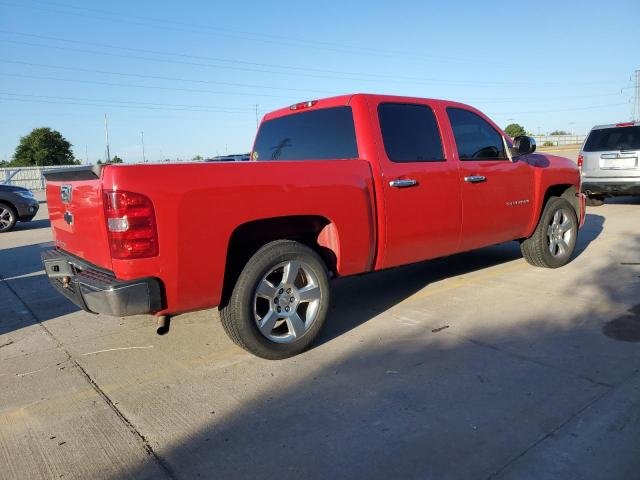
[580,122,640,206]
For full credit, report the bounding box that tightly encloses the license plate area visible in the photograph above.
[600,155,637,170]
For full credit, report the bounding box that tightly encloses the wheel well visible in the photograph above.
[220,216,338,308]
[0,200,17,216]
[0,200,16,211]
[543,184,579,217]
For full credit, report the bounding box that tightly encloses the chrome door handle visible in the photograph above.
[464,175,487,183]
[389,179,417,188]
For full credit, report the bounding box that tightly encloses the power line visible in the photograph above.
[2,38,416,85]
[0,60,629,108]
[0,92,258,111]
[0,72,304,101]
[0,32,625,88]
[491,102,629,115]
[104,113,110,163]
[0,96,261,116]
[0,59,341,95]
[469,92,624,104]
[2,71,626,108]
[0,92,627,117]
[634,70,640,121]
[0,92,263,114]
[0,0,508,66]
[4,59,628,103]
[2,30,383,78]
[0,58,339,93]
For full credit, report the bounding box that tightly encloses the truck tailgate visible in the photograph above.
[45,168,112,271]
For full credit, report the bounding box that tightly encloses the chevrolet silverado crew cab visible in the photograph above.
[42,94,586,359]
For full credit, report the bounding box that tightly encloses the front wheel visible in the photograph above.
[521,197,578,268]
[220,240,330,359]
[0,203,17,233]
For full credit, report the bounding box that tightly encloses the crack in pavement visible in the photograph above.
[454,334,615,389]
[484,367,640,480]
[0,274,177,480]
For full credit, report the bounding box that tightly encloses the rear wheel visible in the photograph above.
[0,203,17,233]
[586,195,604,207]
[220,240,330,359]
[521,197,578,268]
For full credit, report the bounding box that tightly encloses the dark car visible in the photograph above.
[0,184,40,232]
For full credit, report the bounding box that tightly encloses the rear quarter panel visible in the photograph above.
[102,160,376,315]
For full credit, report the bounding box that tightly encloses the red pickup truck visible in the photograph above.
[42,94,586,359]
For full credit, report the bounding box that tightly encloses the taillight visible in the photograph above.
[577,154,584,169]
[289,100,317,111]
[615,122,634,127]
[103,190,158,259]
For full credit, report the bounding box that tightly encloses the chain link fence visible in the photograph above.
[0,165,79,190]
[532,134,586,147]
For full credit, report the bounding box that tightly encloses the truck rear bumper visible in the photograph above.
[582,179,640,196]
[41,249,163,316]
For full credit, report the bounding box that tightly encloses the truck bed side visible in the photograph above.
[101,160,376,315]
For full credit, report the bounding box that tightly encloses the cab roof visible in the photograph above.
[262,93,477,121]
[591,121,640,130]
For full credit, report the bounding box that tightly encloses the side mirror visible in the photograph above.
[512,135,536,156]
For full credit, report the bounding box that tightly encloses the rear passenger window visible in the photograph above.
[447,107,507,160]
[378,103,445,162]
[252,106,358,161]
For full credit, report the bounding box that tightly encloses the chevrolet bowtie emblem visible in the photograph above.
[61,185,73,203]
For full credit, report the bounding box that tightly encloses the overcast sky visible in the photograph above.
[1,0,638,163]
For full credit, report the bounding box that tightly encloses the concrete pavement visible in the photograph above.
[0,190,639,479]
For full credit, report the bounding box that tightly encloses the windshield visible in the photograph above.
[583,126,640,152]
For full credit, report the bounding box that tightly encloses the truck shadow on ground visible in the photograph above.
[0,242,79,334]
[114,226,638,480]
[319,213,604,347]
[0,214,605,339]
[12,219,51,231]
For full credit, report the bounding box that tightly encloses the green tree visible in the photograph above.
[12,128,78,167]
[549,130,569,135]
[192,154,203,161]
[110,155,124,163]
[504,123,527,138]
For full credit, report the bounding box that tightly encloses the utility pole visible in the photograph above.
[634,69,640,122]
[85,145,88,165]
[255,104,259,129]
[104,113,111,163]
[141,131,146,163]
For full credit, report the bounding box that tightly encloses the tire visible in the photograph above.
[521,197,578,268]
[586,195,604,207]
[0,202,17,233]
[220,240,330,360]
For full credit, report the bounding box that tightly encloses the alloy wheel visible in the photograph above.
[253,260,322,343]
[0,207,13,230]
[547,208,574,258]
